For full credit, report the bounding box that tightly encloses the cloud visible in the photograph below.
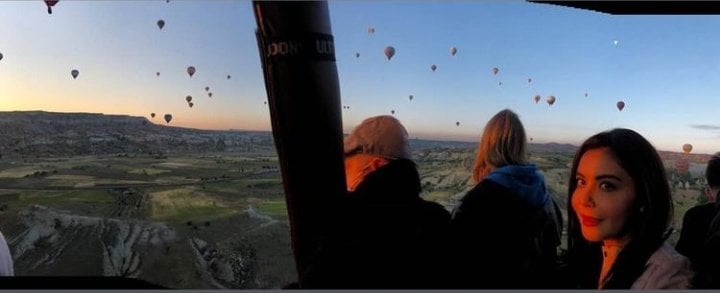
[690,124,720,130]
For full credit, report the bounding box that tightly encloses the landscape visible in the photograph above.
[0,111,712,288]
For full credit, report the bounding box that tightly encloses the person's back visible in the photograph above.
[448,109,562,288]
[305,115,450,288]
[692,153,720,288]
[676,202,715,268]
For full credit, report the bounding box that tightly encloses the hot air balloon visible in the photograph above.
[431,64,437,72]
[227,75,231,79]
[384,46,395,61]
[675,158,689,174]
[208,92,212,98]
[456,121,460,127]
[528,78,532,83]
[44,0,58,14]
[585,92,589,97]
[409,95,413,101]
[71,69,79,79]
[186,95,192,103]
[450,47,457,56]
[616,101,625,111]
[187,66,196,77]
[533,95,541,104]
[391,110,395,115]
[683,144,693,154]
[355,52,360,58]
[164,114,172,124]
[368,26,375,34]
[156,72,160,77]
[492,67,499,75]
[546,95,556,106]
[530,137,534,142]
[613,39,619,46]
[498,82,503,86]
[205,86,210,92]
[157,20,165,30]
[0,52,3,61]
[151,113,156,118]
[188,102,194,108]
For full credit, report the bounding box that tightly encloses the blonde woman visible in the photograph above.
[449,109,562,288]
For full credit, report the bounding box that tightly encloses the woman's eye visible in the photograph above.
[576,178,586,186]
[599,182,616,191]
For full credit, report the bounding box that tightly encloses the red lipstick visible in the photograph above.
[580,215,600,227]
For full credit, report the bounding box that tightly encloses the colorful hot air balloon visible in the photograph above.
[71,69,79,79]
[44,0,58,14]
[533,95,541,104]
[187,66,196,77]
[157,19,165,30]
[186,95,192,103]
[546,95,556,106]
[384,46,395,61]
[675,158,689,174]
[208,92,212,98]
[151,113,156,118]
[450,47,457,56]
[683,144,693,154]
[431,64,437,72]
[492,67,499,75]
[616,101,625,111]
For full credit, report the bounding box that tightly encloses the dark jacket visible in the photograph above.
[676,202,715,269]
[693,201,720,288]
[449,164,563,288]
[305,159,451,289]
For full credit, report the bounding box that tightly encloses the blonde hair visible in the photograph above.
[472,109,528,183]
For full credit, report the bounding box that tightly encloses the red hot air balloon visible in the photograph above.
[683,144,693,154]
[616,101,625,111]
[187,66,196,77]
[44,0,58,14]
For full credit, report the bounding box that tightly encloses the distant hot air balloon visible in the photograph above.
[585,92,589,97]
[616,101,625,111]
[187,66,196,77]
[157,19,165,30]
[683,144,693,154]
[614,39,619,46]
[492,67,499,75]
[450,47,457,56]
[533,95,541,104]
[409,95,413,101]
[530,137,534,142]
[498,82,503,86]
[151,113,156,118]
[71,69,79,79]
[431,64,437,72]
[188,102,194,108]
[456,121,460,127]
[205,86,210,92]
[0,52,3,61]
[156,72,160,77]
[391,110,395,115]
[675,158,689,174]
[528,78,532,83]
[208,92,212,98]
[44,0,58,14]
[186,95,192,103]
[368,26,375,34]
[164,114,172,124]
[227,75,231,79]
[546,95,556,106]
[355,52,360,58]
[384,46,395,61]
[264,101,268,105]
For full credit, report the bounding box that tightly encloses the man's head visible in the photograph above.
[343,115,411,191]
[705,153,720,203]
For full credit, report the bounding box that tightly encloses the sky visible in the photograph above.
[1,1,720,154]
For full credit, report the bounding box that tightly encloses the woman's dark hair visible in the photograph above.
[706,152,720,188]
[565,128,673,289]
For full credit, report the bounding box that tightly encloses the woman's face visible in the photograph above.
[572,147,637,243]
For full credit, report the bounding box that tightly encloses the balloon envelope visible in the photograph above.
[368,26,374,34]
[186,95,192,102]
[431,64,437,72]
[456,121,460,127]
[533,95,541,104]
[44,0,58,14]
[156,72,160,77]
[409,95,413,101]
[157,20,165,30]
[187,66,196,77]
[616,101,625,111]
[355,52,360,58]
[0,52,3,61]
[546,95,556,105]
[205,86,210,92]
[188,102,194,108]
[150,113,156,118]
[164,114,172,124]
[683,144,693,154]
[208,92,212,98]
[384,46,395,61]
[227,75,231,79]
[391,110,395,115]
[450,47,457,56]
[492,67,499,75]
[71,69,79,79]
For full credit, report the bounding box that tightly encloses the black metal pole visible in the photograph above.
[253,1,345,287]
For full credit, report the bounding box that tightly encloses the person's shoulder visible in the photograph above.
[633,242,694,289]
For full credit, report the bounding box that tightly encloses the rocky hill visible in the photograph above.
[0,111,274,157]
